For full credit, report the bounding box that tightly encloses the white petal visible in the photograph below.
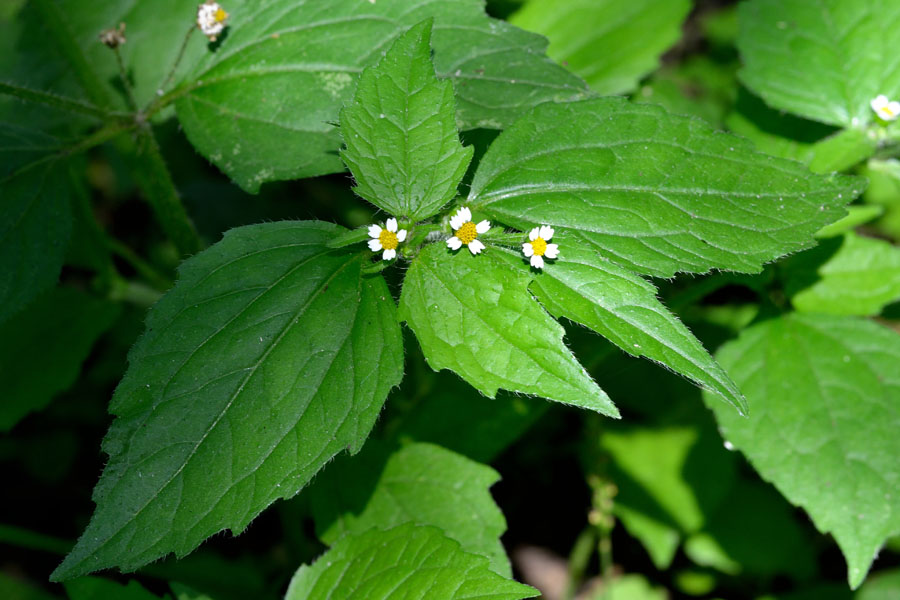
[396,229,408,242]
[459,207,472,222]
[386,218,398,232]
[476,220,491,234]
[540,225,554,240]
[449,214,463,230]
[383,248,396,261]
[888,102,900,118]
[544,243,559,259]
[368,238,382,251]
[522,242,534,257]
[368,224,382,238]
[468,239,485,254]
[531,254,544,269]
[447,236,463,250]
[872,95,889,110]
[529,227,540,241]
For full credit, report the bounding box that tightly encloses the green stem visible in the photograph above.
[0,523,71,555]
[122,128,203,257]
[564,527,597,600]
[154,26,196,105]
[113,47,138,111]
[33,0,114,110]
[109,278,164,307]
[104,236,173,291]
[0,81,113,120]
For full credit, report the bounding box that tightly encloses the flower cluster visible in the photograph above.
[197,1,229,41]
[871,94,900,122]
[363,207,560,269]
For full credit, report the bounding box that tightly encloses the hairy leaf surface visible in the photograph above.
[469,98,861,277]
[340,20,472,220]
[0,288,121,431]
[706,314,900,588]
[52,221,403,580]
[493,239,746,414]
[738,0,900,127]
[174,0,589,191]
[510,0,690,95]
[0,161,72,324]
[399,243,617,417]
[310,442,510,575]
[285,524,537,600]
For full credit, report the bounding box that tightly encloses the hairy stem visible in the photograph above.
[0,81,113,120]
[155,25,197,104]
[113,47,139,111]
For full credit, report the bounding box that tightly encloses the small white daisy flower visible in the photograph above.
[522,225,559,269]
[197,1,229,41]
[447,207,490,255]
[367,217,407,261]
[871,94,900,122]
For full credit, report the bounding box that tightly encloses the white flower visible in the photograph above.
[871,94,900,122]
[522,225,559,269]
[367,217,407,261]
[197,1,228,41]
[447,207,490,255]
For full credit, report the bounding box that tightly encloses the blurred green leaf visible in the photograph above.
[810,128,878,174]
[52,222,403,580]
[783,232,900,316]
[738,0,900,127]
[0,161,73,325]
[398,243,617,416]
[863,159,900,240]
[592,574,667,600]
[174,0,588,191]
[816,205,884,238]
[0,287,121,431]
[706,313,900,588]
[469,97,861,278]
[64,577,167,600]
[510,0,690,95]
[0,573,59,600]
[310,442,511,576]
[169,583,214,600]
[856,569,900,600]
[340,20,472,221]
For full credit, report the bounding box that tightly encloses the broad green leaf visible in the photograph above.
[285,523,537,600]
[0,288,121,431]
[0,161,72,324]
[398,243,617,417]
[310,442,511,576]
[737,0,900,127]
[706,313,900,588]
[510,0,690,95]
[809,128,878,174]
[340,20,473,221]
[862,159,900,241]
[856,569,900,600]
[600,425,736,569]
[51,221,403,580]
[65,578,167,600]
[174,0,589,191]
[469,97,861,278]
[493,237,746,414]
[783,232,900,316]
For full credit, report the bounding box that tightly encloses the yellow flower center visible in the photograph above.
[214,8,228,22]
[379,229,399,250]
[885,105,896,117]
[531,237,547,256]
[456,221,478,244]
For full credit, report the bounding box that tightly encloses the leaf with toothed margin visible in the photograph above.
[173,0,589,192]
[51,221,403,581]
[285,523,538,600]
[705,313,900,589]
[339,20,473,221]
[398,242,618,417]
[491,238,747,415]
[468,97,863,278]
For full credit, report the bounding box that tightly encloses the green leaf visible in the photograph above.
[51,221,403,581]
[783,232,900,316]
[340,20,473,221]
[816,205,884,238]
[809,128,879,174]
[469,97,861,278]
[493,237,745,414]
[510,0,690,95]
[65,578,167,600]
[310,442,511,576]
[0,287,121,431]
[597,575,668,600]
[285,523,538,600]
[398,243,617,417]
[0,161,72,324]
[705,313,900,588]
[737,0,900,127]
[174,0,589,192]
